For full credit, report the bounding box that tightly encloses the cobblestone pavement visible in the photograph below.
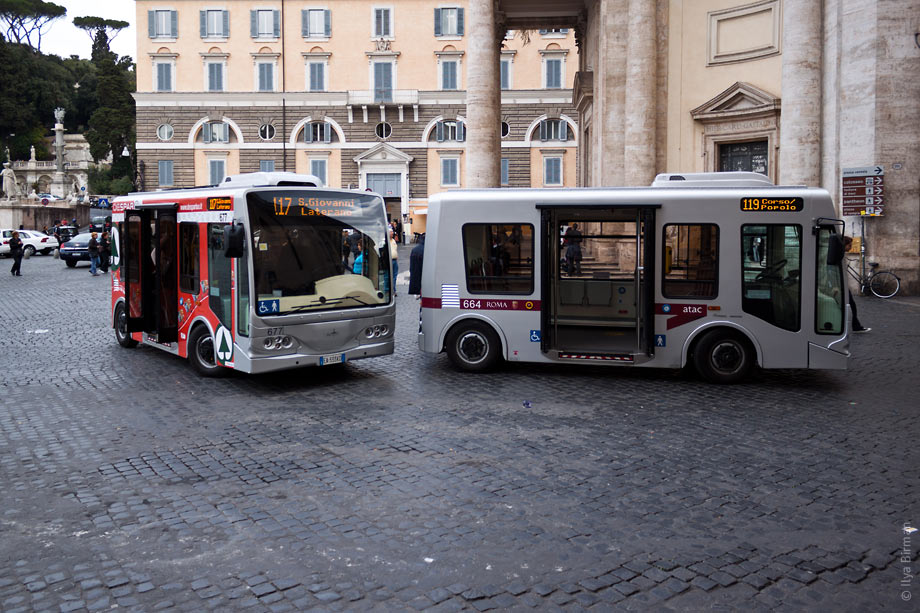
[0,252,917,612]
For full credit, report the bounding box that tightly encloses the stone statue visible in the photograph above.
[54,107,65,123]
[2,162,20,200]
[29,146,36,161]
[28,189,38,200]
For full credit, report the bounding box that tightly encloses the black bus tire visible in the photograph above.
[188,325,227,377]
[113,303,138,348]
[445,320,502,372]
[692,330,753,384]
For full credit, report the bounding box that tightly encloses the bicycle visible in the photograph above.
[846,257,901,298]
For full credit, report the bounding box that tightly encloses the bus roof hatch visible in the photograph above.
[222,172,323,188]
[651,172,774,188]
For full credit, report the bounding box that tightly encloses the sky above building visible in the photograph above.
[40,0,136,61]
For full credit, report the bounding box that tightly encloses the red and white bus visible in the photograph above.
[110,172,395,376]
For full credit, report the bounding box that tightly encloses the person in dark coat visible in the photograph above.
[99,231,111,273]
[408,234,424,297]
[9,231,24,276]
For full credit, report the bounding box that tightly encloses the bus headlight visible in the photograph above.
[363,325,391,339]
[281,336,294,349]
[262,335,295,351]
[263,337,275,350]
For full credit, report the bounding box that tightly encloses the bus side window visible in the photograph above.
[179,223,199,294]
[207,224,233,329]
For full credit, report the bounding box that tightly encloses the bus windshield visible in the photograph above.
[247,190,391,314]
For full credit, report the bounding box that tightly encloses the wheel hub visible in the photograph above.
[710,341,743,374]
[457,332,488,364]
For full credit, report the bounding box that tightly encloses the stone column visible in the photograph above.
[465,0,501,188]
[779,1,822,186]
[623,0,657,186]
[596,0,628,186]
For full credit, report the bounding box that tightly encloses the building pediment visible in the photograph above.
[690,82,780,122]
[353,142,414,164]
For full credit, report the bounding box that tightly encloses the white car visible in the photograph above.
[0,229,58,256]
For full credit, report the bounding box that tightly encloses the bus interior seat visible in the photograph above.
[585,281,612,306]
[559,280,585,305]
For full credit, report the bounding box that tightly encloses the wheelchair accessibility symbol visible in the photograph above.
[258,299,280,315]
[529,330,541,342]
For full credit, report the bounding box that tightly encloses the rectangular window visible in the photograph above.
[203,122,229,143]
[304,122,331,143]
[436,120,464,142]
[815,227,845,334]
[374,8,391,37]
[539,119,567,141]
[463,223,534,294]
[308,62,325,91]
[543,157,562,185]
[500,59,510,89]
[209,159,226,185]
[310,159,327,184]
[156,62,173,92]
[545,58,562,88]
[258,62,274,91]
[201,9,228,37]
[741,224,802,331]
[501,158,509,186]
[179,223,199,294]
[441,60,458,90]
[150,10,177,38]
[158,160,174,186]
[207,224,233,328]
[662,224,719,299]
[373,61,392,102]
[303,8,330,37]
[720,140,768,175]
[255,9,277,37]
[434,7,463,36]
[207,62,223,92]
[259,160,275,172]
[441,158,459,186]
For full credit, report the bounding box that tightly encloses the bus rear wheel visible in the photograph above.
[445,321,502,372]
[188,325,227,377]
[113,303,137,348]
[693,330,753,384]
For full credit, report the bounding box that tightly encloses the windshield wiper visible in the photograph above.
[280,295,373,314]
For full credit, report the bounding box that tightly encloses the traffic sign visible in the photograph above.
[841,166,884,216]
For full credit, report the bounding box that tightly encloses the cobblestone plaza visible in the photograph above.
[0,252,917,611]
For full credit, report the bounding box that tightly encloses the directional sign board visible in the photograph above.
[841,166,884,216]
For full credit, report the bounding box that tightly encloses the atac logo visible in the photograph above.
[662,304,672,313]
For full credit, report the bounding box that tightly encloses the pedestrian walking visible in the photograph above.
[388,228,399,296]
[99,231,111,273]
[408,233,424,297]
[88,232,101,276]
[8,230,24,276]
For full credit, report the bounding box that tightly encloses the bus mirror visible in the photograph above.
[827,234,844,265]
[224,224,245,258]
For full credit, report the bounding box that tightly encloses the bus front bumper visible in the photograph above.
[235,339,394,374]
[808,341,849,370]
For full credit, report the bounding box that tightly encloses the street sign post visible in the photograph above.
[841,166,884,216]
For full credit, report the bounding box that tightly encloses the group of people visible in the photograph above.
[87,231,111,276]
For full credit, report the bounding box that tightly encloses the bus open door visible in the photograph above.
[124,204,179,344]
[539,205,657,363]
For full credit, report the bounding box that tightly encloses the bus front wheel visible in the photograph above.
[445,321,502,372]
[692,330,753,384]
[188,325,227,377]
[113,303,138,348]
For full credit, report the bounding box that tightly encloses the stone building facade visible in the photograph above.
[134,0,580,236]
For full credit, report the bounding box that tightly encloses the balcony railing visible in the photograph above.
[347,89,419,105]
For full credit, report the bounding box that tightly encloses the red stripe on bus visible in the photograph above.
[421,297,442,308]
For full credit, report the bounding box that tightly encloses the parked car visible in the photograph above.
[89,215,112,234]
[36,193,64,202]
[1,229,56,256]
[59,232,94,268]
[53,225,79,244]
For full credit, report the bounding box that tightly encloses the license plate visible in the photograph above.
[319,353,345,366]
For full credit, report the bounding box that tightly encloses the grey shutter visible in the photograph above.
[222,123,229,142]
[302,10,308,36]
[560,120,568,142]
[148,11,156,37]
[457,8,464,35]
[203,123,212,144]
[501,158,509,185]
[539,120,547,141]
[324,10,331,36]
[200,11,206,37]
[500,60,508,89]
[304,124,313,143]
[250,10,257,37]
[222,11,229,36]
[323,123,332,143]
[273,10,280,37]
[434,9,441,36]
[457,121,465,142]
[436,121,444,142]
[170,11,178,37]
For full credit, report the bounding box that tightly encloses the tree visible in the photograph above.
[0,0,66,51]
[72,16,128,61]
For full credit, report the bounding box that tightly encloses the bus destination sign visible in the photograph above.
[272,196,356,217]
[740,197,804,212]
[208,196,233,211]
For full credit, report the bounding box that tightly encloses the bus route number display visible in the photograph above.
[273,196,355,217]
[740,197,803,212]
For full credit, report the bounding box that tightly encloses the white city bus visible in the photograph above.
[418,172,849,383]
[111,172,395,376]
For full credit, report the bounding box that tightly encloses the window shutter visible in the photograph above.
[436,121,444,142]
[304,124,313,143]
[434,9,441,36]
[148,11,156,37]
[560,121,568,142]
[250,11,258,37]
[200,11,207,37]
[539,120,547,141]
[222,123,230,142]
[323,123,332,143]
[170,11,178,37]
[222,11,229,36]
[301,10,308,36]
[324,10,331,37]
[457,121,465,142]
[203,123,212,144]
[273,10,280,37]
[457,8,464,35]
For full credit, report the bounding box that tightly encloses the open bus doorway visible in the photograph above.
[540,206,656,362]
[123,205,179,344]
